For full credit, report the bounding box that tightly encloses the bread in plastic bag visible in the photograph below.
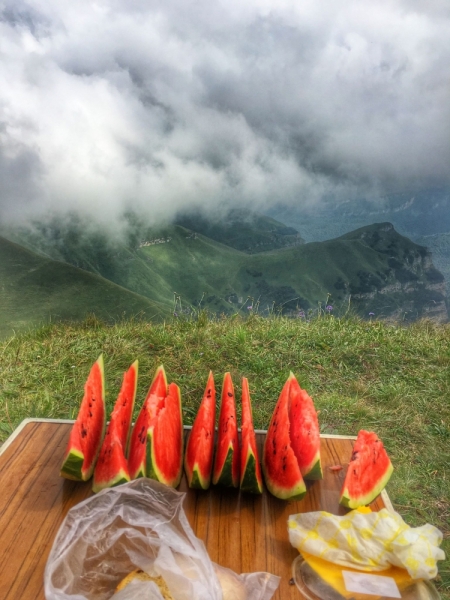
[44,478,280,600]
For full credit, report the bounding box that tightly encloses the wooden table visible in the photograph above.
[0,419,392,599]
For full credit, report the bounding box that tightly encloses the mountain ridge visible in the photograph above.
[1,215,447,335]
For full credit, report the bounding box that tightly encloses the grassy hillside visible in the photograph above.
[137,222,446,321]
[0,314,449,597]
[3,219,447,329]
[0,236,170,338]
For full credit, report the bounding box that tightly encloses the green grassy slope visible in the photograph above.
[0,315,449,597]
[135,223,445,321]
[0,236,171,338]
[2,220,447,329]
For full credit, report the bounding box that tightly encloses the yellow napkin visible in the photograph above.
[288,508,445,580]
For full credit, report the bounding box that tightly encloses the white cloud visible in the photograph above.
[0,0,449,225]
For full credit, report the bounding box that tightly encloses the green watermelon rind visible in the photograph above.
[60,449,85,481]
[302,454,323,481]
[240,451,263,494]
[60,355,106,482]
[92,468,130,494]
[212,443,238,487]
[188,464,209,490]
[339,461,394,509]
[262,461,307,501]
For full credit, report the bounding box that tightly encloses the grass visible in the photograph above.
[0,313,449,597]
[0,235,171,338]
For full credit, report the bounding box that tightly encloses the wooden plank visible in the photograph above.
[0,420,388,600]
[0,422,93,599]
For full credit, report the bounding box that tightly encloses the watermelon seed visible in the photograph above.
[81,428,87,438]
[227,392,233,397]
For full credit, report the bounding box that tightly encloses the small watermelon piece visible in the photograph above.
[212,372,240,488]
[240,377,263,494]
[128,365,168,480]
[289,373,323,480]
[262,378,306,500]
[61,355,106,481]
[339,430,394,508]
[184,371,216,489]
[92,360,138,493]
[128,365,183,488]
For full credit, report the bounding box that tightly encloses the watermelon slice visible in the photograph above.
[92,360,138,493]
[184,371,216,489]
[240,377,263,494]
[212,372,240,487]
[128,365,184,488]
[128,365,168,480]
[60,355,106,481]
[262,377,307,500]
[147,382,183,487]
[339,430,394,508]
[288,373,323,480]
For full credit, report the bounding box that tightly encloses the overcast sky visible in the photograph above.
[1,0,449,227]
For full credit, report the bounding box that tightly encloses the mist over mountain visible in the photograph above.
[268,187,450,242]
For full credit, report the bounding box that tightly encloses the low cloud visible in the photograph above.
[0,0,449,227]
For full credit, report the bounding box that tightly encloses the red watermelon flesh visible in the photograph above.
[147,382,184,488]
[212,372,240,488]
[92,360,138,493]
[184,371,216,489]
[240,377,263,494]
[60,355,106,482]
[288,373,323,480]
[128,365,168,480]
[339,430,394,508]
[262,378,306,500]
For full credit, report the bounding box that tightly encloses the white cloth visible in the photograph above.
[288,508,445,580]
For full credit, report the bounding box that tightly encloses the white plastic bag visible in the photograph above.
[44,478,280,600]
